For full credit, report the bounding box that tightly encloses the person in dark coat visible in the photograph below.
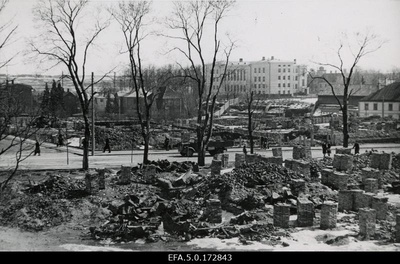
[352,141,360,155]
[326,142,332,157]
[243,145,247,155]
[57,133,64,147]
[34,140,41,156]
[103,137,111,153]
[164,136,170,151]
[321,142,327,158]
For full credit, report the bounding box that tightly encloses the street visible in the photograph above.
[1,137,400,171]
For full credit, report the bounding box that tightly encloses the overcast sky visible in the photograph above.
[1,0,400,76]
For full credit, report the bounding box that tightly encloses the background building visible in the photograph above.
[207,56,308,98]
[359,82,400,119]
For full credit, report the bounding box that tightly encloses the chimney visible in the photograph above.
[262,56,265,61]
[294,59,297,64]
[239,58,243,63]
[271,56,274,60]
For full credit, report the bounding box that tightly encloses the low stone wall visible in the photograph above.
[292,145,312,159]
[320,201,338,229]
[332,154,354,171]
[273,203,291,228]
[285,159,310,177]
[370,152,392,170]
[359,208,376,240]
[321,169,348,190]
[297,198,314,227]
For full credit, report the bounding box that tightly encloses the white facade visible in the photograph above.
[206,56,308,97]
[359,101,400,119]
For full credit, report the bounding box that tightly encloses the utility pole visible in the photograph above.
[91,72,95,156]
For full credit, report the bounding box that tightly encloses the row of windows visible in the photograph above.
[364,103,399,111]
[225,84,247,92]
[278,83,291,88]
[254,67,266,74]
[278,75,295,80]
[227,70,246,81]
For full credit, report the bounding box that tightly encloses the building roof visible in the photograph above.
[317,84,378,96]
[360,82,400,102]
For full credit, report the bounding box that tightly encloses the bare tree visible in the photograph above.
[0,0,18,69]
[166,0,235,166]
[245,90,263,154]
[110,1,171,164]
[31,0,111,169]
[309,31,384,147]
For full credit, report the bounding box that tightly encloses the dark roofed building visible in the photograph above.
[359,82,400,119]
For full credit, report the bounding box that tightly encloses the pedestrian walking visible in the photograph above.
[326,142,331,157]
[57,132,64,147]
[243,145,247,155]
[103,137,111,153]
[352,141,360,155]
[321,142,327,158]
[164,136,170,151]
[34,140,41,156]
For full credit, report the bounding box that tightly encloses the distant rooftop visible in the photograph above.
[360,82,400,102]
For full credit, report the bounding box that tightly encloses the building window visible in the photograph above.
[288,83,290,87]
[288,76,290,80]
[364,103,369,111]
[373,103,378,110]
[389,103,393,111]
[283,69,286,73]
[258,68,261,73]
[278,68,281,73]
[278,65,281,67]
[288,68,291,73]
[302,79,305,86]
[263,76,265,82]
[278,83,281,88]
[278,76,281,80]
[254,77,257,82]
[295,84,298,89]
[283,76,286,80]
[263,84,265,88]
[287,90,290,94]
[283,83,286,87]
[263,68,265,73]
[283,90,286,94]
[295,76,298,81]
[254,84,257,88]
[258,77,261,82]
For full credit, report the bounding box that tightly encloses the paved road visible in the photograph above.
[1,136,400,171]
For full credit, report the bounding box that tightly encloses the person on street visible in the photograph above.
[57,132,64,147]
[321,142,327,158]
[164,136,170,151]
[34,140,41,156]
[352,141,360,155]
[243,145,247,155]
[326,142,332,157]
[103,137,111,153]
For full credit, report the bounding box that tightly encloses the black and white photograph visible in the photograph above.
[0,0,400,255]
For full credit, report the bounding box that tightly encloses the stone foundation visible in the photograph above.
[370,152,392,170]
[359,208,376,240]
[273,203,291,228]
[97,168,105,190]
[211,159,222,176]
[85,171,100,194]
[290,179,306,196]
[320,201,338,229]
[354,192,374,211]
[297,198,314,227]
[119,166,132,184]
[361,167,382,188]
[292,146,312,160]
[235,153,246,168]
[338,189,363,212]
[336,148,352,155]
[364,178,378,193]
[371,196,388,220]
[333,154,353,171]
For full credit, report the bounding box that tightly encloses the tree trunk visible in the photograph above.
[248,115,254,154]
[83,119,90,170]
[342,106,349,148]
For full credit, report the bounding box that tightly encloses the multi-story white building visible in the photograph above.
[206,56,308,97]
